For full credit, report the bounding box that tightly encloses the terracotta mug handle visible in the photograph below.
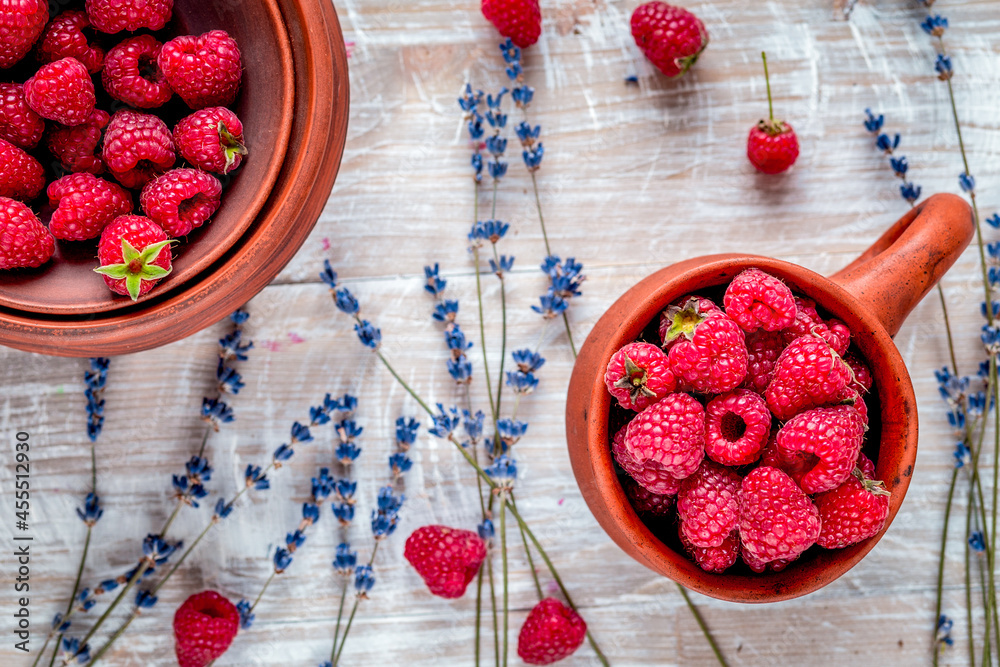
[829,193,974,337]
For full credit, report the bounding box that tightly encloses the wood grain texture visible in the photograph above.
[2,0,999,665]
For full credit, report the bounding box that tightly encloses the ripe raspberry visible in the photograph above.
[659,295,720,347]
[676,460,741,548]
[0,83,43,150]
[742,548,796,573]
[103,36,172,109]
[844,352,873,394]
[604,341,676,411]
[95,215,173,300]
[404,525,487,599]
[621,476,675,516]
[679,526,739,573]
[704,389,770,465]
[0,0,47,69]
[611,424,682,496]
[747,122,798,175]
[836,386,868,425]
[85,0,172,33]
[742,329,784,394]
[36,10,105,74]
[765,334,852,421]
[48,173,132,241]
[23,57,96,126]
[159,30,242,109]
[517,598,587,665]
[174,107,247,175]
[47,108,110,174]
[631,2,708,78]
[0,197,54,269]
[663,299,748,394]
[815,468,890,549]
[0,138,44,201]
[856,451,876,478]
[140,168,221,238]
[739,466,820,564]
[723,268,796,332]
[780,296,849,355]
[481,0,542,49]
[623,393,705,480]
[775,404,866,494]
[172,590,239,667]
[102,109,176,189]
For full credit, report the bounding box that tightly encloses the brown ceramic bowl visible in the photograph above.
[566,193,974,602]
[0,0,348,356]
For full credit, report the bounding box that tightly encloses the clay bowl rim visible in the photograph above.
[566,253,917,603]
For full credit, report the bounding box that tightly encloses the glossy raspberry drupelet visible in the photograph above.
[742,329,784,394]
[172,590,239,667]
[36,10,104,73]
[140,169,222,238]
[174,107,247,174]
[623,392,706,481]
[23,57,96,126]
[723,268,796,332]
[103,36,172,109]
[85,0,173,33]
[96,215,173,300]
[739,466,820,564]
[611,424,682,496]
[0,0,47,69]
[481,0,542,49]
[780,296,850,355]
[47,108,110,174]
[844,352,873,394]
[837,386,868,425]
[102,109,176,189]
[775,404,866,495]
[765,333,852,421]
[404,525,487,599]
[159,30,242,109]
[604,341,676,411]
[747,122,799,174]
[676,460,742,548]
[0,138,44,201]
[824,318,852,356]
[630,2,708,78]
[621,476,675,516]
[663,299,748,394]
[855,451,876,478]
[742,548,796,574]
[0,83,43,150]
[48,173,132,241]
[517,598,587,665]
[704,388,771,466]
[815,468,890,550]
[679,526,740,573]
[0,197,54,269]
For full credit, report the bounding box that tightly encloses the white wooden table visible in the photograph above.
[2,0,1000,664]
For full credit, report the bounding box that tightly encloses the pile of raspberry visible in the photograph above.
[0,0,249,301]
[604,268,891,574]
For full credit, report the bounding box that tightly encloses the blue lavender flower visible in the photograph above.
[947,409,966,431]
[76,492,103,526]
[236,599,255,629]
[433,299,459,323]
[875,133,900,153]
[468,111,485,142]
[921,14,948,36]
[337,419,363,443]
[214,497,234,519]
[987,213,1000,229]
[463,410,486,443]
[969,531,986,553]
[488,159,508,180]
[982,324,1000,355]
[445,325,473,355]
[312,468,335,503]
[512,85,534,108]
[542,256,586,298]
[335,479,357,504]
[497,418,528,446]
[60,637,90,664]
[523,144,544,170]
[376,486,405,515]
[485,454,518,490]
[490,255,515,276]
[134,590,158,608]
[334,543,357,575]
[337,394,359,413]
[959,172,975,193]
[979,301,998,320]
[310,404,332,426]
[471,153,484,181]
[219,329,253,362]
[51,613,71,633]
[389,452,412,478]
[274,547,293,573]
[172,473,209,508]
[937,615,954,647]
[425,264,446,296]
[901,182,922,203]
[458,84,484,113]
[889,156,908,177]
[396,417,420,448]
[448,356,473,384]
[201,397,235,431]
[500,39,521,66]
[84,358,110,442]
[863,108,884,133]
[470,219,510,245]
[487,88,508,110]
[302,503,320,524]
[532,292,569,318]
[273,443,294,464]
[354,320,381,349]
[429,404,461,438]
[337,441,362,465]
[485,135,507,157]
[216,365,244,394]
[935,54,953,80]
[512,349,545,373]
[333,503,356,525]
[354,564,375,597]
[478,519,495,541]
[245,464,270,490]
[75,589,95,612]
[335,288,360,315]
[935,367,969,405]
[230,309,250,325]
[506,370,538,394]
[371,486,404,539]
[286,529,307,550]
[320,260,338,289]
[142,534,181,565]
[515,122,540,144]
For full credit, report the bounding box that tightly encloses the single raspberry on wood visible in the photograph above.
[605,341,676,411]
[815,467,890,549]
[36,10,105,74]
[723,268,796,332]
[775,404,866,494]
[739,466,820,564]
[159,30,242,109]
[679,526,740,573]
[0,0,47,69]
[621,476,675,516]
[95,215,173,300]
[0,197,54,269]
[747,52,799,174]
[0,83,43,150]
[676,459,741,548]
[172,590,239,667]
[140,168,222,238]
[631,2,708,78]
[517,597,587,665]
[174,107,247,175]
[404,525,487,599]
[663,298,748,394]
[481,0,542,48]
[48,108,110,175]
[765,333,852,421]
[23,57,96,127]
[85,0,173,33]
[624,392,706,481]
[0,138,44,201]
[103,35,173,109]
[48,173,133,241]
[612,424,683,496]
[102,109,176,189]
[742,329,784,394]
[704,388,771,465]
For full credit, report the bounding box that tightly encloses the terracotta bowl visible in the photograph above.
[0,0,349,356]
[565,193,974,602]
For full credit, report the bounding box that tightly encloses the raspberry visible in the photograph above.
[815,468,890,549]
[631,2,708,78]
[844,352,873,394]
[747,122,799,175]
[95,215,173,300]
[624,393,705,480]
[739,466,820,564]
[723,268,796,332]
[604,341,676,411]
[765,334,852,421]
[704,389,770,465]
[676,460,741,548]
[742,548,796,573]
[36,10,105,74]
[103,36,172,109]
[837,386,868,425]
[659,295,720,347]
[48,173,132,241]
[0,138,44,201]
[159,30,242,109]
[174,107,247,174]
[663,299,748,394]
[856,451,876,478]
[481,0,542,49]
[517,598,587,665]
[0,0,47,69]
[102,109,176,189]
[172,590,239,667]
[775,404,866,494]
[140,168,221,238]
[403,525,487,599]
[781,296,849,354]
[0,197,54,269]
[679,526,739,573]
[85,0,172,34]
[742,329,784,394]
[611,425,682,496]
[0,83,43,149]
[47,108,110,175]
[621,476,675,516]
[23,57,96,127]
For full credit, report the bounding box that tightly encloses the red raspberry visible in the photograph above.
[95,215,173,300]
[765,334,852,421]
[102,109,176,189]
[612,424,683,496]
[723,268,796,332]
[623,393,705,480]
[403,525,487,599]
[24,57,96,127]
[0,83,43,150]
[836,386,868,425]
[742,329,784,394]
[775,404,866,494]
[663,299,748,394]
[481,0,541,49]
[48,173,132,241]
[0,197,54,269]
[621,476,675,516]
[780,296,849,355]
[172,590,239,667]
[856,451,875,478]
[103,36,172,109]
[174,107,247,175]
[517,598,586,665]
[0,0,47,69]
[679,526,739,573]
[140,168,222,238]
[604,341,676,411]
[676,460,741,548]
[47,108,110,174]
[739,466,820,564]
[742,548,796,573]
[85,0,172,33]
[0,138,44,201]
[36,11,105,74]
[631,2,708,78]
[815,468,890,549]
[704,389,770,465]
[844,352,873,394]
[159,30,242,109]
[659,295,720,346]
[747,122,798,175]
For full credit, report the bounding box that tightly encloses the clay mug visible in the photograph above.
[565,193,974,602]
